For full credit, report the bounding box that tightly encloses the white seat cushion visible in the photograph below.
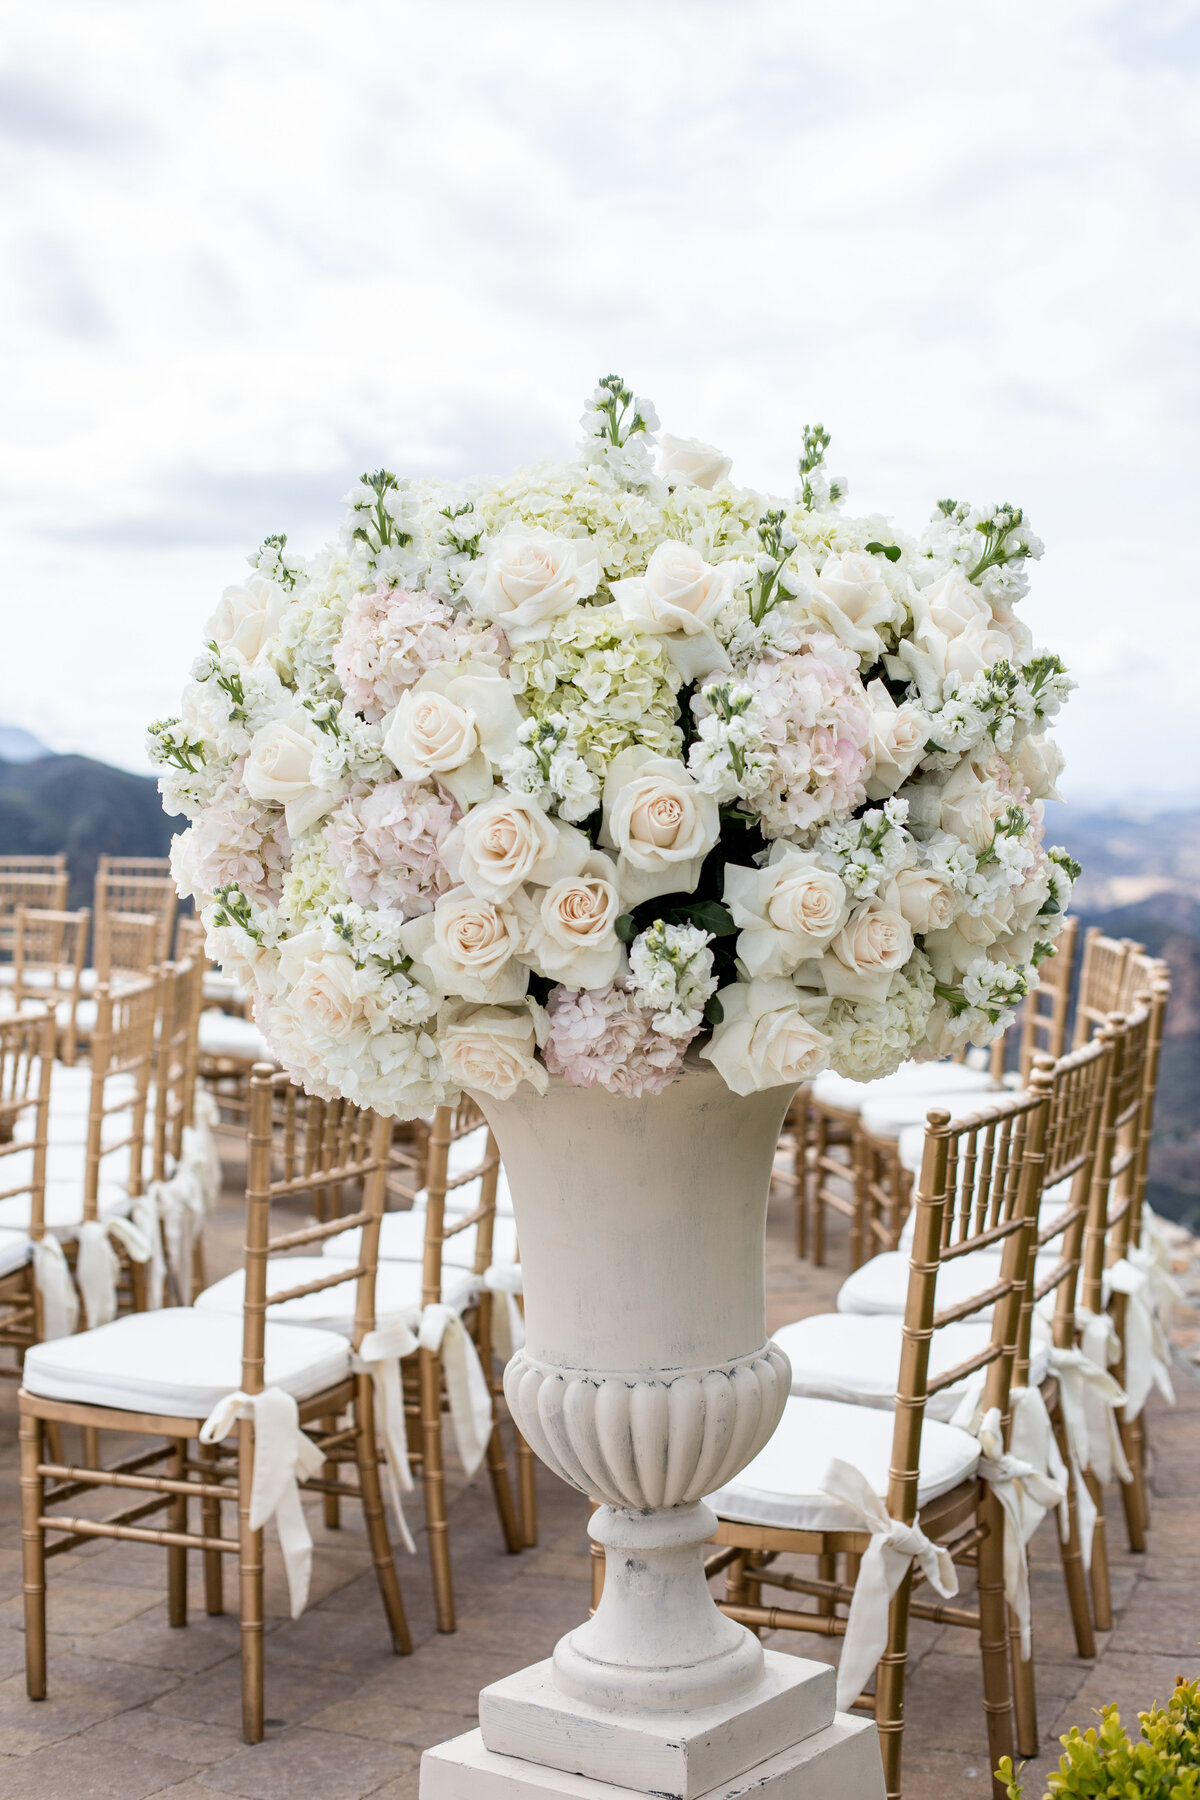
[0,1179,134,1237]
[774,1313,1049,1423]
[837,1247,1061,1320]
[708,1395,980,1533]
[321,1209,518,1268]
[811,1061,999,1117]
[860,1089,1004,1141]
[194,1254,478,1334]
[198,1011,273,1062]
[22,1308,350,1417]
[203,970,248,1005]
[0,1229,32,1279]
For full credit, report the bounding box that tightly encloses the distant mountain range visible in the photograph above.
[1,733,1196,1225]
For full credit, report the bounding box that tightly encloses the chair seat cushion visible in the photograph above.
[198,1011,273,1063]
[707,1395,980,1533]
[21,1308,350,1417]
[837,1247,1061,1320]
[860,1089,1004,1141]
[811,1061,998,1117]
[194,1255,478,1334]
[0,1229,32,1279]
[321,1209,519,1268]
[0,1181,133,1237]
[774,1313,1049,1422]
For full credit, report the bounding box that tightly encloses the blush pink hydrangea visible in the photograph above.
[543,983,692,1098]
[747,633,871,837]
[323,780,457,915]
[335,582,505,721]
[174,772,291,902]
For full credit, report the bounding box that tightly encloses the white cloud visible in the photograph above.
[2,0,1198,796]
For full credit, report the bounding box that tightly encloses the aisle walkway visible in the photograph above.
[0,1162,1192,1798]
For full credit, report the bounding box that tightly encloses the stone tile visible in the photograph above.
[90,1705,247,1766]
[93,1612,251,1674]
[306,1687,476,1748]
[0,1653,180,1755]
[1047,1651,1197,1734]
[264,1602,406,1674]
[153,1658,361,1732]
[0,1735,198,1798]
[0,1578,162,1638]
[196,1728,418,1799]
[1107,1580,1200,1654]
[367,1774,421,1800]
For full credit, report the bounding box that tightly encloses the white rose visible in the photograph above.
[382,661,523,808]
[275,933,362,1043]
[724,846,849,979]
[822,889,914,1003]
[462,523,599,644]
[443,791,590,904]
[610,543,734,683]
[937,757,1011,855]
[399,889,527,1004]
[925,894,1018,982]
[440,1003,549,1100]
[892,868,959,935]
[898,568,1018,707]
[658,433,732,490]
[806,552,900,659]
[864,678,930,800]
[205,574,288,665]
[599,749,721,907]
[243,711,334,836]
[513,854,624,989]
[701,978,831,1096]
[1013,732,1064,802]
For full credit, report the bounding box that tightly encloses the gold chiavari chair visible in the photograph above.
[0,870,70,958]
[94,862,177,966]
[1071,929,1142,1049]
[94,909,162,984]
[9,907,91,1066]
[19,1063,410,1742]
[707,1087,1051,1800]
[0,855,66,877]
[146,957,207,1304]
[0,1012,57,1377]
[992,915,1080,1087]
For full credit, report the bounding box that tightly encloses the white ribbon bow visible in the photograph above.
[1109,1254,1176,1421]
[482,1262,525,1361]
[128,1193,167,1311]
[418,1304,494,1480]
[199,1387,325,1619]
[75,1215,153,1329]
[352,1322,419,1555]
[975,1401,1066,1660]
[180,1120,223,1212]
[31,1237,79,1340]
[820,1457,958,1711]
[150,1167,206,1306]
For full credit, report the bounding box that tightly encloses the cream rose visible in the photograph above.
[897,568,1018,707]
[937,757,1011,855]
[806,552,900,659]
[822,890,914,1003]
[599,748,721,907]
[724,846,849,979]
[701,978,831,1095]
[610,543,733,683]
[399,889,527,1004]
[275,934,362,1043]
[205,574,288,665]
[514,854,624,989]
[440,1002,549,1100]
[863,678,930,800]
[462,523,599,644]
[924,893,1018,983]
[658,433,733,490]
[382,662,523,808]
[243,711,335,836]
[1013,732,1064,802]
[892,868,959,936]
[442,792,590,904]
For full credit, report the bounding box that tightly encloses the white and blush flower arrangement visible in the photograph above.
[154,378,1078,1113]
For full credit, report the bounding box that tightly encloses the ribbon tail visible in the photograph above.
[31,1238,79,1340]
[75,1219,119,1329]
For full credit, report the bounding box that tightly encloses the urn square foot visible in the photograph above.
[474,1651,835,1799]
[420,1714,885,1800]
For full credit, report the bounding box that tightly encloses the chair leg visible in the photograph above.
[874,1567,913,1800]
[1083,1470,1113,1632]
[976,1487,1016,1793]
[1048,1404,1096,1659]
[418,1345,455,1633]
[485,1415,523,1557]
[515,1429,539,1549]
[816,1550,837,1617]
[81,1425,100,1468]
[237,1416,265,1744]
[1117,1413,1148,1551]
[321,1414,341,1531]
[19,1410,47,1701]
[167,1438,188,1627]
[1010,1608,1038,1759]
[198,1439,224,1615]
[191,1234,207,1299]
[352,1375,411,1655]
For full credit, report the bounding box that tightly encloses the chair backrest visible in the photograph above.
[0,855,66,875]
[1071,930,1142,1049]
[242,1066,392,1391]
[1078,1001,1153,1314]
[11,907,90,1063]
[83,976,158,1215]
[0,1011,53,1239]
[997,915,1079,1085]
[94,910,162,983]
[174,914,207,965]
[420,1101,502,1308]
[856,1126,913,1262]
[94,864,177,965]
[1130,968,1171,1246]
[889,1087,1051,1525]
[0,871,70,956]
[151,957,204,1182]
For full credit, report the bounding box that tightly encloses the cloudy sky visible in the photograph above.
[2,0,1198,802]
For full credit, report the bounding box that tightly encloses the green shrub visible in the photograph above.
[997,1676,1200,1797]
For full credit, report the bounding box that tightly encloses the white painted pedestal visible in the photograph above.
[418,1067,885,1800]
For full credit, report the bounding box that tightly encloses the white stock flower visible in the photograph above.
[381,661,523,808]
[443,791,591,904]
[821,888,914,1003]
[701,978,831,1095]
[205,574,289,665]
[599,748,721,907]
[806,551,901,659]
[658,434,733,490]
[724,846,849,979]
[439,1002,549,1099]
[863,679,930,800]
[626,919,716,1037]
[611,542,734,684]
[513,854,624,989]
[243,711,337,836]
[462,522,599,643]
[398,888,527,1004]
[897,568,1019,708]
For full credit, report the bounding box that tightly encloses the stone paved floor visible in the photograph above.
[0,1148,1194,1799]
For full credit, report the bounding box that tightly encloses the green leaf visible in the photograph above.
[704,994,724,1025]
[865,541,902,563]
[614,912,638,944]
[664,900,738,937]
